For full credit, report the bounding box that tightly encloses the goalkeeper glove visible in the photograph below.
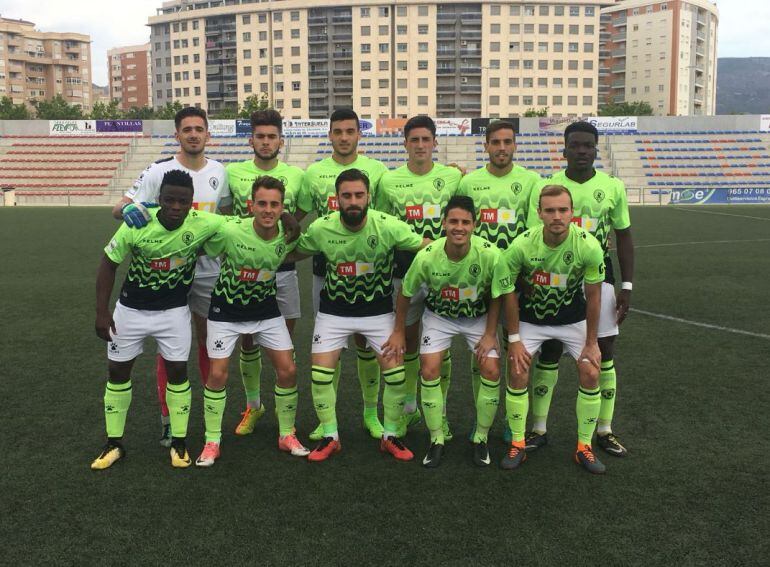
[122,202,158,228]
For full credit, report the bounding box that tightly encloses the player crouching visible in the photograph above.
[196,176,309,467]
[92,170,224,470]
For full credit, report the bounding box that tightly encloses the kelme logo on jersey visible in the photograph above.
[336,262,373,277]
[209,177,219,189]
[563,251,574,265]
[406,203,441,220]
[594,189,605,203]
[275,243,286,256]
[367,235,378,249]
[469,263,481,277]
[572,215,599,232]
[433,178,445,190]
[327,195,339,210]
[511,182,522,195]
[182,231,194,245]
[440,285,479,302]
[532,270,568,288]
[238,268,275,282]
[480,208,516,224]
[150,256,188,271]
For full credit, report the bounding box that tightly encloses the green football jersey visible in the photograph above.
[225,159,305,217]
[298,154,388,277]
[376,162,462,277]
[203,216,296,322]
[527,169,630,284]
[402,235,505,319]
[456,164,541,249]
[104,209,224,311]
[494,223,605,326]
[296,211,422,317]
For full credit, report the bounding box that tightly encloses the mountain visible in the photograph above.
[717,58,770,114]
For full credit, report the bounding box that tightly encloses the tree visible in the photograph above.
[523,107,549,117]
[89,99,123,119]
[0,96,31,119]
[238,93,271,118]
[125,106,156,119]
[212,105,239,119]
[598,100,654,116]
[31,94,84,119]
[154,100,184,119]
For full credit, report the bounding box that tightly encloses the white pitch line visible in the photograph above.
[630,308,770,340]
[634,238,770,249]
[673,207,770,222]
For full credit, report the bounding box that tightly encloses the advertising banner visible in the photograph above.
[208,119,236,136]
[538,117,579,132]
[48,120,96,135]
[760,115,770,132]
[359,118,376,136]
[95,120,143,133]
[434,117,471,136]
[471,117,521,135]
[283,119,329,137]
[376,118,407,135]
[236,119,252,135]
[668,187,770,205]
[586,116,638,133]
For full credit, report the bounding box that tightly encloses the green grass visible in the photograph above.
[1,205,768,564]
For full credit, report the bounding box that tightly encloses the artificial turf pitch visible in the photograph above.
[1,205,768,564]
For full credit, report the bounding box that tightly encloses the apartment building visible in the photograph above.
[0,17,92,110]
[148,0,611,118]
[108,44,153,110]
[600,0,718,115]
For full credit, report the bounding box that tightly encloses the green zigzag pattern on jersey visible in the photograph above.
[126,253,195,290]
[213,257,276,305]
[425,295,487,319]
[473,194,528,249]
[528,274,584,320]
[324,264,394,304]
[592,219,612,251]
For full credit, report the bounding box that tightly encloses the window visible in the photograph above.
[361,78,371,88]
[489,77,500,87]
[524,42,534,52]
[275,100,283,109]
[242,15,250,24]
[397,96,407,106]
[508,95,519,105]
[568,60,578,71]
[510,24,520,34]
[173,40,180,49]
[586,6,595,17]
[292,81,300,91]
[539,5,549,16]
[553,77,563,87]
[418,6,428,16]
[398,78,407,88]
[509,77,519,87]
[259,31,267,41]
[291,46,300,57]
[379,43,389,53]
[273,12,282,22]
[243,49,252,59]
[260,65,268,75]
[244,84,252,93]
[538,42,548,52]
[397,25,407,35]
[291,29,300,39]
[397,43,407,53]
[583,78,593,88]
[418,96,428,105]
[538,77,547,87]
[490,59,500,69]
[360,7,370,17]
[274,65,283,74]
[274,30,282,40]
[552,95,562,105]
[568,78,578,88]
[570,6,580,16]
[275,82,284,92]
[193,54,200,63]
[244,66,252,76]
[379,7,389,17]
[418,25,428,35]
[509,42,520,52]
[538,95,548,105]
[258,14,266,23]
[584,43,594,53]
[490,42,500,52]
[194,70,200,79]
[193,20,199,30]
[379,60,389,71]
[523,60,533,70]
[538,60,548,70]
[510,6,520,16]
[583,60,593,70]
[397,6,406,17]
[243,32,251,42]
[274,47,283,57]
[509,60,520,70]
[583,96,593,106]
[524,6,535,16]
[539,24,549,34]
[379,79,389,88]
[491,5,501,16]
[174,72,181,81]
[568,96,577,105]
[361,26,370,36]
[396,60,407,71]
[361,97,371,107]
[553,60,563,70]
[419,42,429,52]
[361,61,371,71]
[291,11,300,21]
[523,78,533,88]
[379,97,389,106]
[585,25,594,35]
[193,38,199,47]
[418,78,428,88]
[418,60,428,70]
[569,43,579,53]
[524,24,534,34]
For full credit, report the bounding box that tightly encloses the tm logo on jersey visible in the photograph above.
[327,196,339,211]
[480,208,516,224]
[572,216,599,232]
[440,285,478,301]
[238,268,275,282]
[406,203,441,220]
[150,256,187,270]
[532,270,568,289]
[336,262,373,276]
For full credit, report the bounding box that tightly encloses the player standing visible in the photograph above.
[296,109,389,441]
[385,196,505,468]
[376,115,462,438]
[455,120,541,423]
[92,170,224,469]
[496,185,606,474]
[112,107,231,447]
[288,169,429,462]
[525,122,634,457]
[224,110,305,436]
[195,176,308,467]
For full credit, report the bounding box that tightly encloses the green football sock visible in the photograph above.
[203,386,227,444]
[239,346,262,409]
[311,366,338,437]
[104,380,132,439]
[420,377,444,444]
[440,351,452,411]
[382,365,406,436]
[275,385,298,437]
[403,353,420,414]
[473,377,500,443]
[576,386,601,445]
[505,387,529,443]
[333,360,341,392]
[598,360,617,435]
[356,346,380,409]
[531,360,559,434]
[470,353,481,404]
[166,380,192,438]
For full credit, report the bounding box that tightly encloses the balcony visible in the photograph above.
[309,52,328,61]
[309,34,328,43]
[332,51,352,59]
[611,49,626,58]
[333,34,352,41]
[331,15,352,24]
[459,49,480,57]
[460,31,482,40]
[611,64,626,73]
[612,80,625,88]
[459,101,481,110]
[460,85,481,94]
[437,50,456,59]
[437,13,457,22]
[332,69,353,76]
[308,16,327,24]
[459,66,481,75]
[612,31,627,42]
[437,31,457,39]
[309,87,328,94]
[309,69,329,77]
[437,101,456,110]
[614,15,627,27]
[437,68,456,75]
[461,12,482,21]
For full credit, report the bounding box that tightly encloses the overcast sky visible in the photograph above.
[1,0,767,86]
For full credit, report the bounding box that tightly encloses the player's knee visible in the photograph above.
[508,370,529,390]
[480,360,500,382]
[107,361,132,383]
[275,363,297,388]
[207,366,228,389]
[598,336,615,361]
[165,361,188,384]
[420,365,441,381]
[579,365,600,388]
